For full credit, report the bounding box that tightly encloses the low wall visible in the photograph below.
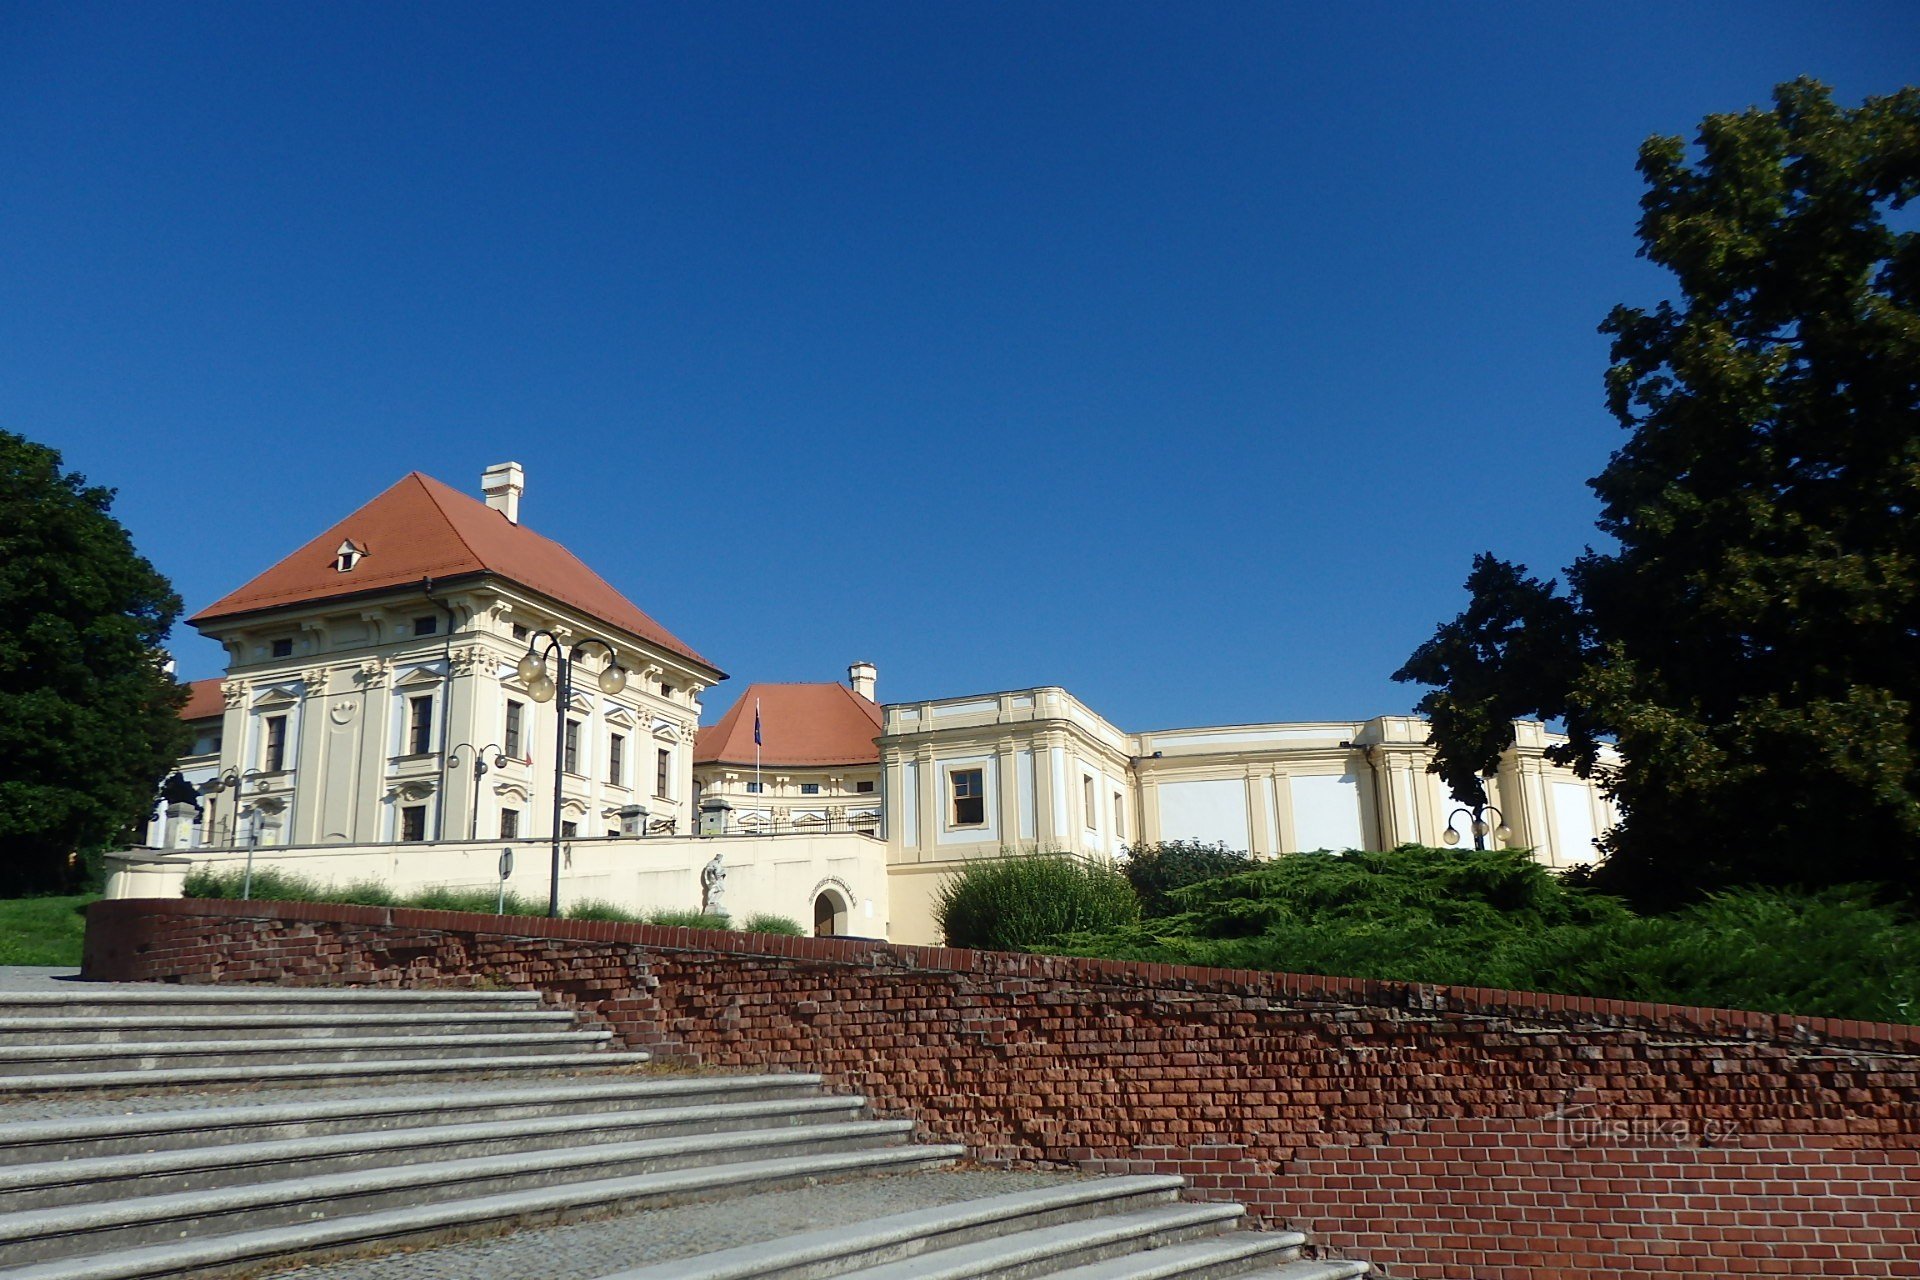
[102,831,887,934]
[85,899,1920,1279]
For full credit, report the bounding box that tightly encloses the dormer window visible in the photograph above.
[333,540,366,572]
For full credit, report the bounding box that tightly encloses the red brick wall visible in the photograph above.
[85,899,1920,1279]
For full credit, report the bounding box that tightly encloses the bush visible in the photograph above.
[564,899,643,922]
[740,913,806,936]
[1120,840,1254,916]
[182,867,329,902]
[646,908,730,929]
[936,851,1140,951]
[1050,844,1920,1022]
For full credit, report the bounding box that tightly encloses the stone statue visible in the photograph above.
[700,852,727,915]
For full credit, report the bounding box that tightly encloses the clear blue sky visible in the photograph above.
[4,3,1914,730]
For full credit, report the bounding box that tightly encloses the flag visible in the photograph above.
[753,700,762,746]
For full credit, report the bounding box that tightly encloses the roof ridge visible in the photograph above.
[410,472,488,568]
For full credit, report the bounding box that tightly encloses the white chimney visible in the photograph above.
[848,660,877,702]
[482,462,525,523]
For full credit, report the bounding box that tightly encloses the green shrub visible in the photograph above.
[936,851,1140,951]
[1050,844,1920,1021]
[646,908,730,929]
[181,867,329,902]
[564,899,643,922]
[740,913,806,936]
[1120,840,1255,916]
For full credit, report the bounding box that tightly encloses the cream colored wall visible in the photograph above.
[104,831,888,933]
[879,687,1623,945]
[187,578,714,856]
[691,762,882,836]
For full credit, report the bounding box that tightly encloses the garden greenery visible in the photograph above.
[934,849,1139,952]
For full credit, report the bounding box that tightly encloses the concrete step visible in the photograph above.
[607,1177,1197,1280]
[0,1073,825,1164]
[0,1031,614,1076]
[0,1145,968,1280]
[1030,1235,1336,1280]
[0,1010,579,1044]
[738,1203,1249,1280]
[0,1119,923,1265]
[0,989,544,1018]
[0,1096,872,1209]
[0,1050,653,1093]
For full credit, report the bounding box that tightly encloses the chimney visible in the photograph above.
[848,660,877,702]
[481,462,525,523]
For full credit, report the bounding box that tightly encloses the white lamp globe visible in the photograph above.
[598,664,628,695]
[515,652,544,683]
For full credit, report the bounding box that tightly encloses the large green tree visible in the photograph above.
[1396,79,1920,907]
[0,431,188,894]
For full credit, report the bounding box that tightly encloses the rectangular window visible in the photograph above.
[499,808,519,839]
[270,638,293,658]
[263,715,288,772]
[560,820,577,839]
[408,695,434,755]
[563,719,581,774]
[413,616,437,636]
[659,682,675,698]
[801,782,821,795]
[856,779,875,794]
[400,805,426,842]
[1083,775,1096,829]
[951,768,985,827]
[746,781,764,794]
[504,700,524,758]
[656,748,671,799]
[608,733,625,786]
[511,624,528,641]
[1114,792,1126,840]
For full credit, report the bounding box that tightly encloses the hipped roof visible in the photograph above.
[188,472,719,675]
[695,683,882,768]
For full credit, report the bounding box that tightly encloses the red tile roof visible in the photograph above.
[179,678,224,722]
[188,472,719,674]
[695,683,882,768]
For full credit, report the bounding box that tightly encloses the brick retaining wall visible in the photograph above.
[85,898,1920,1278]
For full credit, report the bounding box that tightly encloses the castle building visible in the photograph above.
[132,462,1616,945]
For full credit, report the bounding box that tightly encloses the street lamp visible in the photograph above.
[448,742,508,841]
[1442,798,1512,851]
[199,767,262,897]
[518,631,628,917]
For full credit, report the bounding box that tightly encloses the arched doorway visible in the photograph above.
[813,890,848,937]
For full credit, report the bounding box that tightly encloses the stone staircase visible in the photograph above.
[0,984,1363,1280]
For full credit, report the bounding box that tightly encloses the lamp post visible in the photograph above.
[199,767,262,897]
[1442,797,1512,851]
[517,631,628,917]
[447,742,508,841]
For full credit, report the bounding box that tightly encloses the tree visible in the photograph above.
[0,431,188,894]
[1396,79,1920,907]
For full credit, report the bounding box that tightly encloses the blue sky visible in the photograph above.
[4,3,1914,730]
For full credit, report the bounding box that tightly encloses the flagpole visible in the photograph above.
[754,697,763,835]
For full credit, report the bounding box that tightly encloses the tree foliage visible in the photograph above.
[1119,839,1255,917]
[936,850,1140,951]
[0,431,187,894]
[1397,80,1920,906]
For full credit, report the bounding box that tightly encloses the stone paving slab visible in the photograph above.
[255,1168,1086,1280]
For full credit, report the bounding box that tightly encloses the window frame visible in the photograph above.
[655,747,671,800]
[408,694,435,756]
[608,733,625,787]
[504,700,524,759]
[400,805,427,842]
[263,714,288,773]
[563,718,582,776]
[499,808,520,839]
[948,766,987,829]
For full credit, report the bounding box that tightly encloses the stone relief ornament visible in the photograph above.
[355,659,391,689]
[301,668,330,693]
[221,679,250,709]
[450,645,486,676]
[328,700,358,726]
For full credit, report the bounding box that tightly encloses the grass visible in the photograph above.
[0,895,97,967]
[178,868,756,931]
